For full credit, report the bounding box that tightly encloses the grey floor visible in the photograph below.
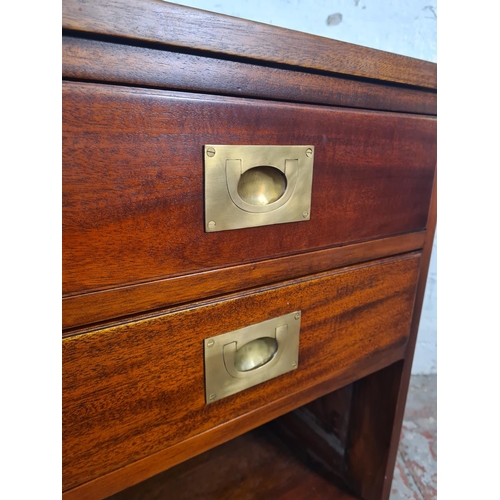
[390,375,437,500]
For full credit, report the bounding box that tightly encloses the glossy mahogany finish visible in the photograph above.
[63,255,419,493]
[62,0,436,88]
[62,1,437,499]
[63,232,425,331]
[62,37,436,116]
[108,423,357,500]
[63,83,435,297]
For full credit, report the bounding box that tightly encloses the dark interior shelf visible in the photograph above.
[108,421,357,500]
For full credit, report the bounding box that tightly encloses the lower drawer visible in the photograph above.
[62,253,420,494]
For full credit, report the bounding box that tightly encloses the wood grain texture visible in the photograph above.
[63,82,436,296]
[63,232,425,331]
[108,424,356,500]
[380,172,437,500]
[63,254,420,493]
[341,174,436,500]
[345,361,404,499]
[62,4,437,499]
[62,37,436,116]
[64,344,397,500]
[62,0,436,89]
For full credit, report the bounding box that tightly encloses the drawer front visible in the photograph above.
[63,82,435,296]
[63,253,420,491]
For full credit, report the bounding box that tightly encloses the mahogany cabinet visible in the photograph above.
[62,1,437,498]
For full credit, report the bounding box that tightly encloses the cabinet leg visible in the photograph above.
[344,360,404,500]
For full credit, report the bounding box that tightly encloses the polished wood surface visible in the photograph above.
[62,4,437,498]
[108,424,356,500]
[338,175,436,500]
[62,0,436,88]
[345,361,405,499]
[63,82,435,296]
[63,232,425,331]
[63,37,436,116]
[63,336,407,500]
[63,254,419,493]
[380,173,437,500]
[66,349,401,500]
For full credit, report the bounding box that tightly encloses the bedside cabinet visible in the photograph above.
[62,1,437,499]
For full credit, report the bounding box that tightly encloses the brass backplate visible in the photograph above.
[204,311,301,403]
[204,145,314,232]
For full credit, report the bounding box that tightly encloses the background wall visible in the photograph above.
[169,0,437,374]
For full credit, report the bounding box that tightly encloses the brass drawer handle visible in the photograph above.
[204,145,314,231]
[232,337,278,372]
[204,311,301,403]
[225,158,298,214]
[222,324,288,379]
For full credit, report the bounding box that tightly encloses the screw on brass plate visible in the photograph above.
[292,361,297,368]
[306,148,313,157]
[207,339,215,348]
[294,313,301,320]
[302,211,309,218]
[206,147,216,157]
[209,393,216,400]
[208,221,216,229]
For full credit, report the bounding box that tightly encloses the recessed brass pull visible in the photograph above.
[204,312,301,403]
[233,337,278,372]
[204,145,314,231]
[222,324,289,379]
[237,167,287,206]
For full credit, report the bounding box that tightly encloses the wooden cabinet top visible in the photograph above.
[62,0,436,89]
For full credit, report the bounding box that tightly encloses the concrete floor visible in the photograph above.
[390,375,437,500]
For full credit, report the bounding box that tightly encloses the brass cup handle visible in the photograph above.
[204,311,301,403]
[225,159,298,214]
[223,325,288,379]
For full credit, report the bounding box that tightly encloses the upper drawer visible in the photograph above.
[63,82,435,296]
